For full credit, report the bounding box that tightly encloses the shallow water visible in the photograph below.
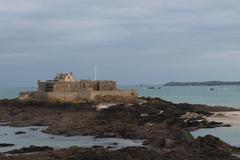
[0,126,144,152]
[191,126,240,147]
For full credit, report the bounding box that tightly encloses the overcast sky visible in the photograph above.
[0,0,240,86]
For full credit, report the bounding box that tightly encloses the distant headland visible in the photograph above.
[164,81,240,86]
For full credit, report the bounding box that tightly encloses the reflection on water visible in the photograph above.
[191,126,240,147]
[0,126,144,152]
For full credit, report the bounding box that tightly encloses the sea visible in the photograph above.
[2,85,240,107]
[1,85,240,148]
[121,85,240,107]
[0,87,36,100]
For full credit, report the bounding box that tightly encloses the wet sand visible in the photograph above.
[207,111,240,126]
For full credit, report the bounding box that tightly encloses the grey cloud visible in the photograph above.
[0,0,240,86]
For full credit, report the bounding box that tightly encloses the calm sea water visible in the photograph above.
[1,85,240,107]
[0,87,36,100]
[121,85,240,107]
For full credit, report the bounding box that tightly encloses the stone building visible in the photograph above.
[19,72,138,103]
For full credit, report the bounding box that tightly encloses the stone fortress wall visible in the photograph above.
[19,72,138,103]
[38,80,117,93]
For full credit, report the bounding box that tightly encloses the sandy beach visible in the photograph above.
[207,111,240,127]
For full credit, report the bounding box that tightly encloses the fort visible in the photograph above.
[19,72,138,103]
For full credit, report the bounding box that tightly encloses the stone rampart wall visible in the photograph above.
[89,90,138,100]
[20,90,138,103]
[98,81,117,90]
[46,91,91,102]
[38,82,46,92]
[38,81,118,93]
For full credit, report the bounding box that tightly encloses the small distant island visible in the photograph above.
[164,81,240,86]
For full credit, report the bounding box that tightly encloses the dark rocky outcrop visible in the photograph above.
[5,145,53,154]
[0,143,14,147]
[15,131,26,135]
[0,98,238,159]
[147,87,155,89]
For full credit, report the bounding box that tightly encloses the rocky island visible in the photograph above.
[0,97,239,160]
[0,74,239,159]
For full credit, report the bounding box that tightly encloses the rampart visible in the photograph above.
[19,72,138,103]
[20,90,137,103]
[38,80,117,92]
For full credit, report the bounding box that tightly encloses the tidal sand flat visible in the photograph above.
[206,111,240,126]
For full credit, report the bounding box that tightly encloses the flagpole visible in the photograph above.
[95,65,97,81]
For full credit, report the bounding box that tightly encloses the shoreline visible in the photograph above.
[206,111,240,127]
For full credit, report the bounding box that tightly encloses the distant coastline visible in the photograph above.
[164,81,240,86]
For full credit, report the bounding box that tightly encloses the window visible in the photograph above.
[82,83,87,88]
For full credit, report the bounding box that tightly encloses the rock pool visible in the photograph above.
[191,126,240,147]
[0,126,144,152]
